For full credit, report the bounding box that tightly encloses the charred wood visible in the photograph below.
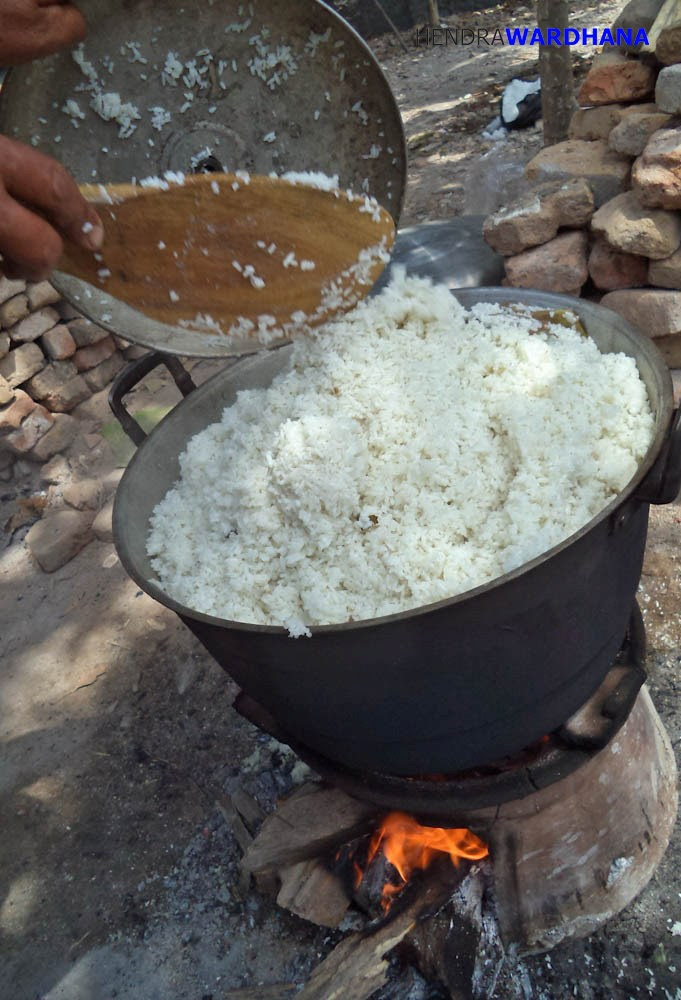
[220,987,296,999]
[232,787,266,833]
[276,858,352,928]
[242,787,378,877]
[298,858,470,1000]
[216,793,253,855]
[399,865,505,1000]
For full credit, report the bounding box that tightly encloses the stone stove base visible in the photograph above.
[468,687,677,953]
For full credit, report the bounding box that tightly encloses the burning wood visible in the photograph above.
[236,681,677,997]
[297,856,472,1000]
[276,858,352,928]
[222,988,296,1000]
[242,784,377,878]
[243,783,489,995]
[361,811,488,911]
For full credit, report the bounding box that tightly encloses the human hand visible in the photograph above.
[0,136,103,281]
[0,0,86,65]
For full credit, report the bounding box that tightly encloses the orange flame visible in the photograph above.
[365,812,488,909]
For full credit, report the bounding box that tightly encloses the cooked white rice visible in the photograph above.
[147,272,655,634]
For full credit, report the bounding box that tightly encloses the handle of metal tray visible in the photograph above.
[108,351,197,446]
[634,407,681,506]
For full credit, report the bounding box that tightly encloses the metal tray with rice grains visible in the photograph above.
[0,0,407,357]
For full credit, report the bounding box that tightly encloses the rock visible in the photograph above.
[613,0,667,44]
[525,140,631,208]
[504,230,589,293]
[485,195,553,256]
[38,374,91,413]
[24,361,91,412]
[72,388,112,423]
[631,126,681,209]
[672,368,681,405]
[578,50,656,106]
[568,104,627,141]
[83,351,126,391]
[651,3,681,65]
[528,178,594,225]
[74,335,116,373]
[0,388,38,434]
[28,413,79,462]
[608,112,673,156]
[656,64,681,112]
[102,467,124,495]
[43,482,69,513]
[12,459,33,478]
[3,408,54,456]
[57,300,82,321]
[26,359,74,391]
[0,332,9,360]
[41,453,71,484]
[124,344,149,361]
[649,247,681,287]
[600,289,681,338]
[26,281,61,311]
[0,342,45,387]
[653,332,681,365]
[588,239,648,290]
[0,374,14,406]
[40,324,77,361]
[67,316,110,347]
[63,478,105,511]
[8,306,60,344]
[657,27,681,65]
[26,509,93,572]
[624,102,659,115]
[0,293,29,329]
[484,179,594,256]
[591,191,681,258]
[92,498,114,542]
[0,276,26,305]
[0,449,14,480]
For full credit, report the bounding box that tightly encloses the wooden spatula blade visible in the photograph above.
[59,173,395,345]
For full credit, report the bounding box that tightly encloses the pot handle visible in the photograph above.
[108,351,197,446]
[634,407,681,506]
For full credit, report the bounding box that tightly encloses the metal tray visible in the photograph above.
[0,0,406,357]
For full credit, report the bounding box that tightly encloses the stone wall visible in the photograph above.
[483,0,681,390]
[0,280,143,479]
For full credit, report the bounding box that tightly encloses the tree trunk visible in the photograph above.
[408,0,439,27]
[537,0,575,146]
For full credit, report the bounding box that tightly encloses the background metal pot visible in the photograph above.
[110,287,681,776]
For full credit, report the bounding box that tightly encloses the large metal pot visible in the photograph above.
[111,287,681,776]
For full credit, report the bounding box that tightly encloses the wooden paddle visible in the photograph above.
[59,172,395,344]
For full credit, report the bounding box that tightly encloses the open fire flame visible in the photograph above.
[359,811,489,910]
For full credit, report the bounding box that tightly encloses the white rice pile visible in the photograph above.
[147,273,655,635]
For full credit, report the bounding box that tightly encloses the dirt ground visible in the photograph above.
[3,2,681,998]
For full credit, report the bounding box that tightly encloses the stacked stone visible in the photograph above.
[483,0,681,392]
[0,278,143,477]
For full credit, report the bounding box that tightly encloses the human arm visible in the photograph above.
[0,1,102,278]
[0,136,103,280]
[0,0,86,64]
